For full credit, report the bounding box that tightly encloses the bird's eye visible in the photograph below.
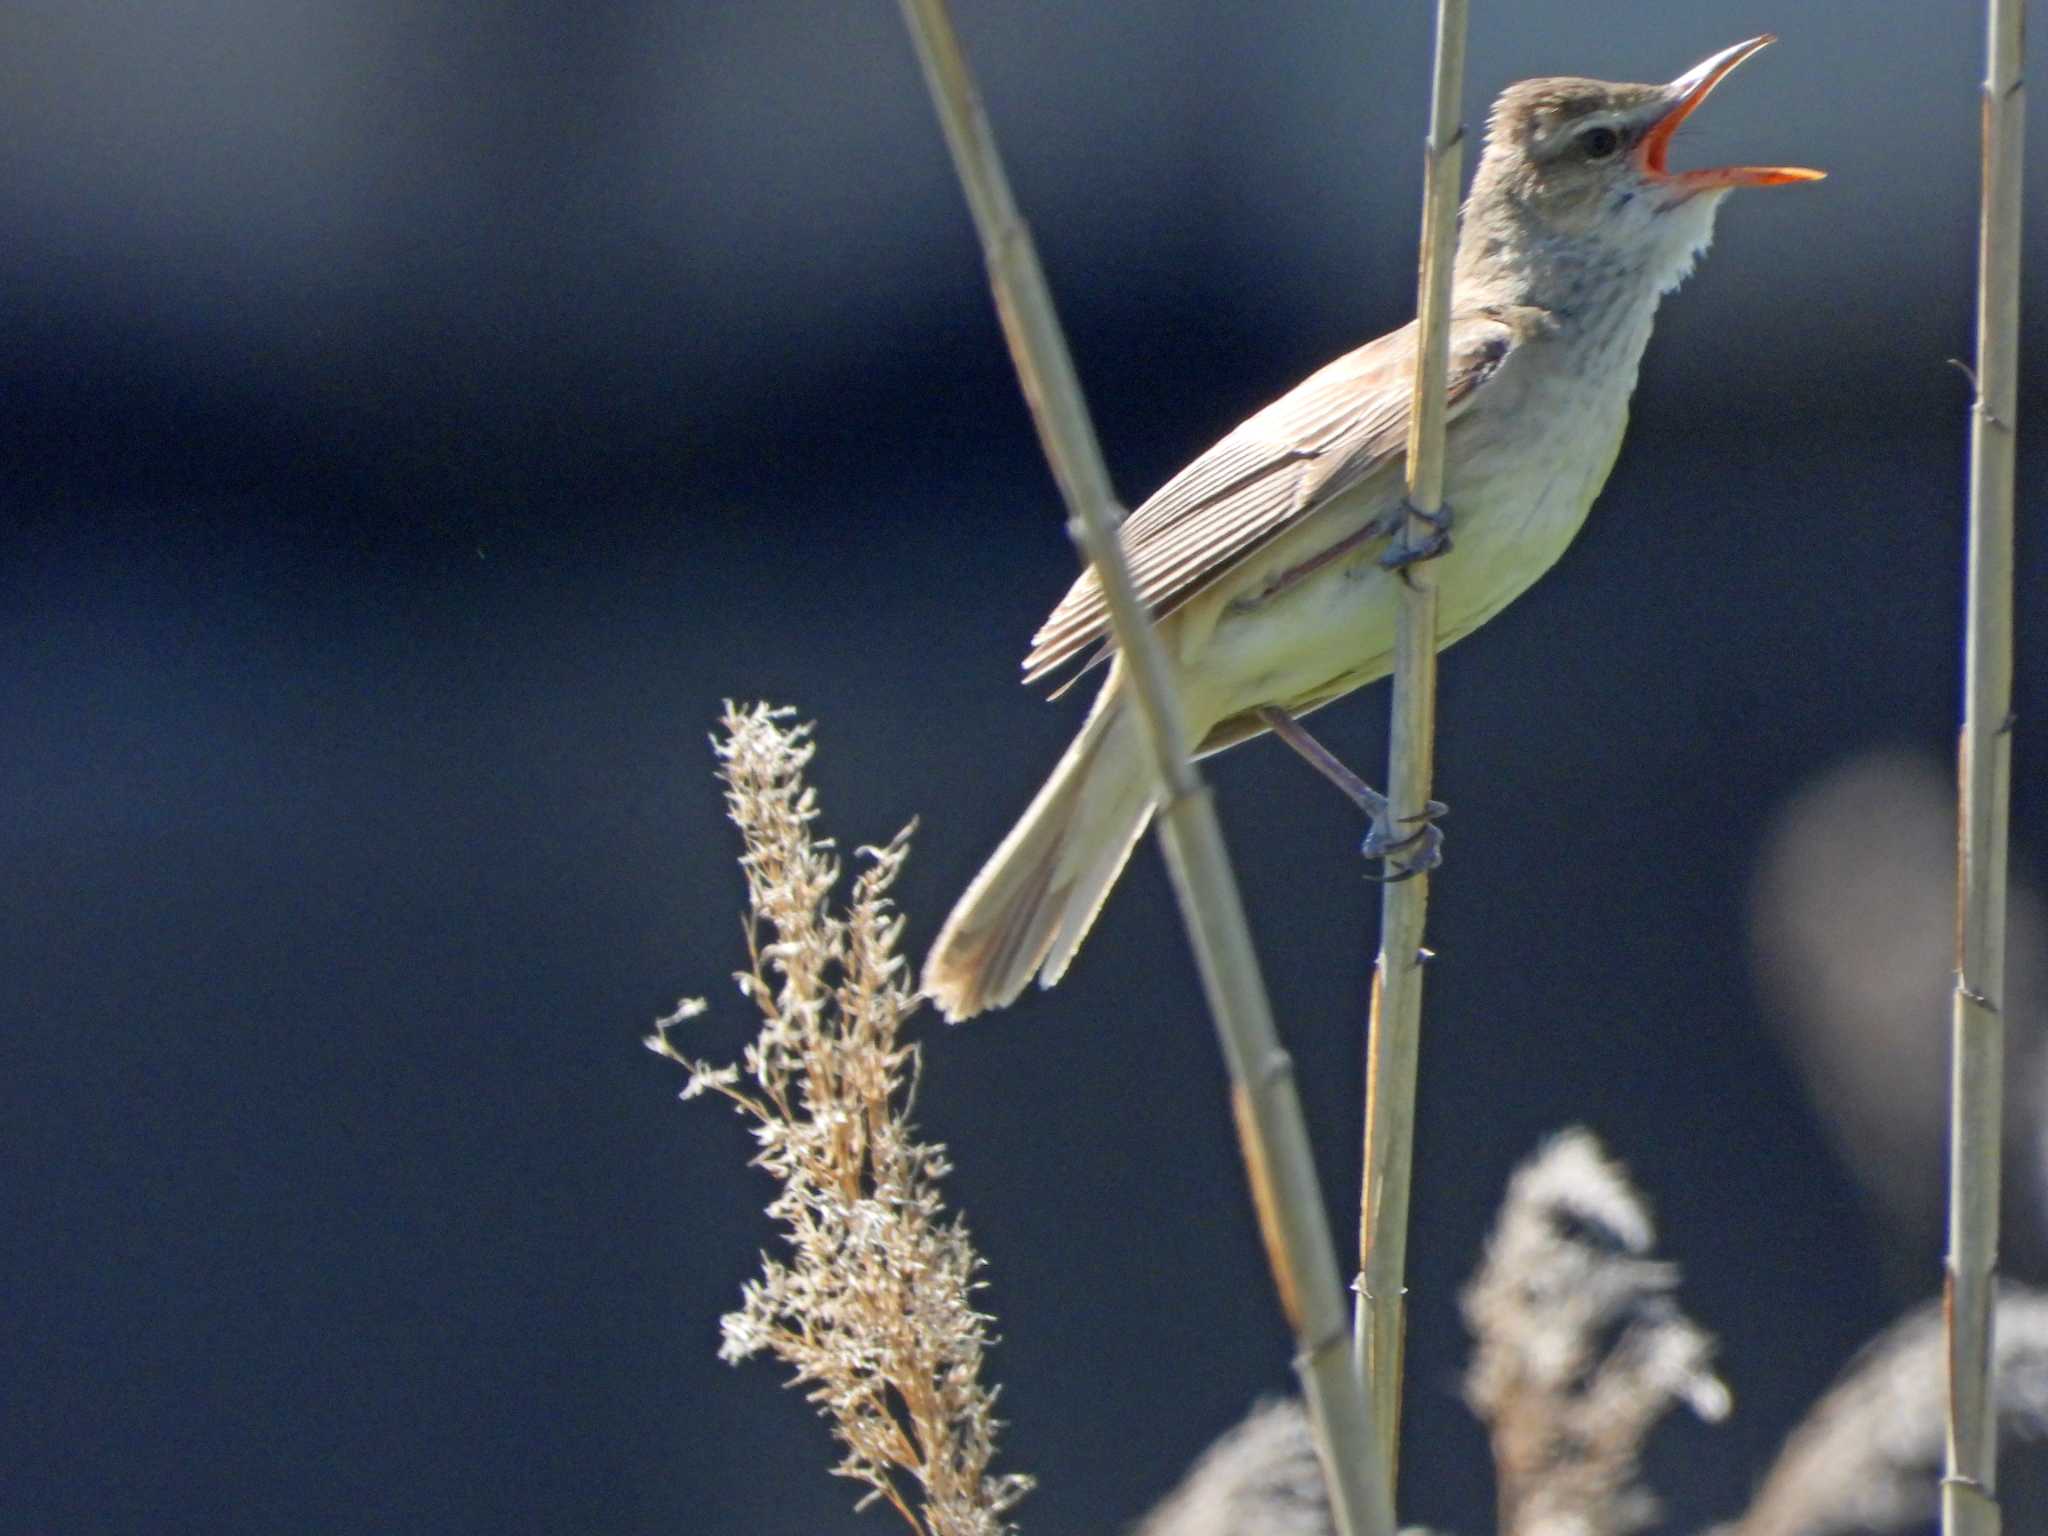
[1578,125,1622,160]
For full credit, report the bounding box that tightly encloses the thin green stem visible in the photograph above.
[1944,1,2023,1533]
[1359,0,1468,1498]
[893,6,1392,1534]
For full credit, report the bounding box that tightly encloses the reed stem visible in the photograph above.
[1943,1,2023,1532]
[1358,0,1469,1497]
[895,7,1394,1533]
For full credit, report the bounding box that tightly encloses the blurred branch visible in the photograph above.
[1462,1130,1728,1536]
[1947,0,2025,1531]
[892,6,1391,1535]
[654,705,1030,1536]
[1732,1291,2048,1536]
[1360,0,1469,1492]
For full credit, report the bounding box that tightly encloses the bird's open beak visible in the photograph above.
[1636,35,1825,191]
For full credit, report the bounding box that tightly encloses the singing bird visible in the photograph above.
[924,36,1822,1021]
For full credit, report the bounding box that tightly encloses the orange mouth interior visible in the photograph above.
[1639,35,1825,189]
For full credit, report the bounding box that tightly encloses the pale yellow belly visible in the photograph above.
[1167,402,1628,751]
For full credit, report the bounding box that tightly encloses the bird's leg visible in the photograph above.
[1378,498,1454,573]
[1256,706,1445,880]
[1257,706,1386,813]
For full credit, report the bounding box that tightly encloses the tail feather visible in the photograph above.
[1037,788,1152,990]
[923,688,1154,1020]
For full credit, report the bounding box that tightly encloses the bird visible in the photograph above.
[923,36,1822,1021]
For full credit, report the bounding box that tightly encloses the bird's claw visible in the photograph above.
[1378,499,1454,572]
[1361,800,1447,881]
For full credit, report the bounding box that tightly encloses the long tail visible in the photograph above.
[923,682,1155,1021]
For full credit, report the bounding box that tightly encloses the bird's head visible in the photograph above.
[1460,36,1822,303]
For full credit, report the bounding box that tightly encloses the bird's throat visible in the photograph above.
[1453,188,1723,385]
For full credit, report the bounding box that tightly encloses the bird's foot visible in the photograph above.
[1361,800,1447,883]
[1255,705,1447,878]
[1378,499,1454,572]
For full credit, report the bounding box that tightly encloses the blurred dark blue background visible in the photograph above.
[8,2,2048,1532]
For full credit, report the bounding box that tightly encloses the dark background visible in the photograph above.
[8,2,2047,1532]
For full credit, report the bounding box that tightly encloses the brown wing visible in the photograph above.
[1021,310,1525,688]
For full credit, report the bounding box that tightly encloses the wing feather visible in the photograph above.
[1021,310,1528,686]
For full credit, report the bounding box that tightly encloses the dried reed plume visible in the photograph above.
[1726,1289,2048,1536]
[1461,1129,1729,1536]
[1141,1131,1729,1536]
[650,703,1032,1536]
[1135,1398,1337,1536]
[1139,1130,2048,1536]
